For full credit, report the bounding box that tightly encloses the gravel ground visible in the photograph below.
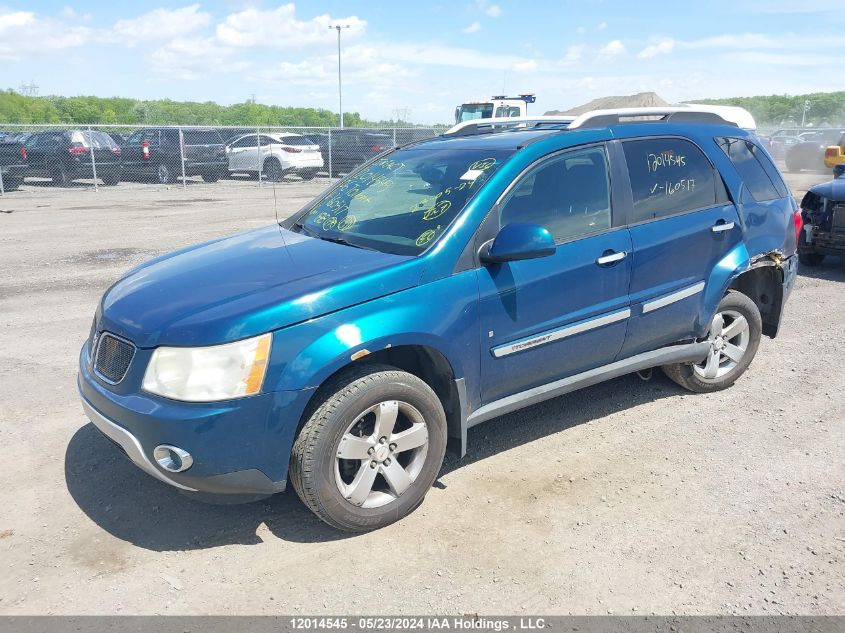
[0,173,842,615]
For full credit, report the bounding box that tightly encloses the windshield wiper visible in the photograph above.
[318,235,378,251]
[293,222,377,251]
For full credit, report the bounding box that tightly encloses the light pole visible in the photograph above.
[801,99,811,128]
[329,24,350,128]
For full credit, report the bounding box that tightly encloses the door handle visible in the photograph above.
[596,251,627,265]
[711,221,735,233]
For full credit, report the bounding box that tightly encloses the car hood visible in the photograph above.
[809,178,845,201]
[98,226,420,347]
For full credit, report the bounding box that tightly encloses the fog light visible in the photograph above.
[153,445,193,473]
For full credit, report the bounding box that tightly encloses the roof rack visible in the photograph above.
[443,106,756,138]
[568,106,753,130]
[443,116,576,137]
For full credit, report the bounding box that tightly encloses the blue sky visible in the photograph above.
[2,1,843,123]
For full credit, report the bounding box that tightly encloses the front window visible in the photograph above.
[457,104,494,122]
[293,147,514,255]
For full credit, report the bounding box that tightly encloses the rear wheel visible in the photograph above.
[785,155,799,172]
[290,364,447,532]
[157,162,177,184]
[799,251,826,266]
[50,162,70,186]
[662,291,762,393]
[299,170,317,181]
[101,172,120,186]
[201,171,220,183]
[3,177,23,191]
[263,157,284,182]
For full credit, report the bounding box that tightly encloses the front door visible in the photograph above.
[477,144,632,404]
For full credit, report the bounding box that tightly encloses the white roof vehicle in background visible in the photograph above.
[225,132,324,181]
[455,94,536,124]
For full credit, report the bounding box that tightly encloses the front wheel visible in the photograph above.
[662,290,762,393]
[201,171,220,183]
[50,162,70,186]
[2,177,23,190]
[101,172,121,186]
[289,364,447,532]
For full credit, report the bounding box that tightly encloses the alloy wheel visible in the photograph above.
[334,400,429,509]
[693,309,751,380]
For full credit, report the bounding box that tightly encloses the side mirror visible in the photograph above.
[480,222,556,264]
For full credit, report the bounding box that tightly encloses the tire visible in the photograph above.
[662,290,762,393]
[50,162,70,186]
[157,162,177,184]
[289,364,447,532]
[2,177,22,191]
[785,156,798,172]
[799,251,826,266]
[299,170,317,181]
[201,171,220,183]
[101,172,121,186]
[263,157,284,182]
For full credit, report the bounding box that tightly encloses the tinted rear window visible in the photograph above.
[622,137,717,222]
[276,135,315,146]
[716,137,782,201]
[182,130,223,145]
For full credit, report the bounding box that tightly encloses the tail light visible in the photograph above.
[825,147,837,159]
[371,145,387,152]
[794,208,804,243]
[281,147,301,153]
[20,147,27,161]
[142,140,150,160]
[111,146,121,154]
[67,142,88,154]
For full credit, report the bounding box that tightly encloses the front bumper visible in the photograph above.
[78,343,313,496]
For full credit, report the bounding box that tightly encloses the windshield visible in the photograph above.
[457,104,494,122]
[293,147,513,255]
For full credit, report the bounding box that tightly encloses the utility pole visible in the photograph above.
[801,99,811,127]
[329,24,350,128]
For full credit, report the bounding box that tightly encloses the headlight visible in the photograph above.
[142,333,272,402]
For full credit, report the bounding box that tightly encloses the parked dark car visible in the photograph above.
[0,137,29,190]
[23,130,122,186]
[311,130,392,176]
[798,176,845,266]
[784,129,845,172]
[120,127,227,184]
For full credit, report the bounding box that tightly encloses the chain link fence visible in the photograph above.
[0,124,441,196]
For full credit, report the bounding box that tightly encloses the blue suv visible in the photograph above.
[78,110,800,531]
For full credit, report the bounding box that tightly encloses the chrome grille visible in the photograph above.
[94,333,135,384]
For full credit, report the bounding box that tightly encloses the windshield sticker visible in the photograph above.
[415,228,437,247]
[423,200,451,221]
[322,216,338,231]
[460,169,484,181]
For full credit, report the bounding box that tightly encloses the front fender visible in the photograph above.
[264,271,479,393]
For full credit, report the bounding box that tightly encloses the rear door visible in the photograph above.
[617,136,742,358]
[182,129,224,164]
[477,144,632,403]
[227,135,257,171]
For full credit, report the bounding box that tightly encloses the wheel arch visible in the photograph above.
[291,343,468,459]
[727,262,784,339]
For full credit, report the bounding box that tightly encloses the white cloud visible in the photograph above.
[463,21,482,34]
[562,45,582,65]
[511,59,537,72]
[149,37,248,80]
[0,9,90,60]
[638,37,675,59]
[596,21,607,31]
[475,0,502,18]
[107,4,211,45]
[577,26,586,34]
[597,39,626,61]
[216,4,366,49]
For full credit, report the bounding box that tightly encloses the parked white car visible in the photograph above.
[225,133,324,180]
